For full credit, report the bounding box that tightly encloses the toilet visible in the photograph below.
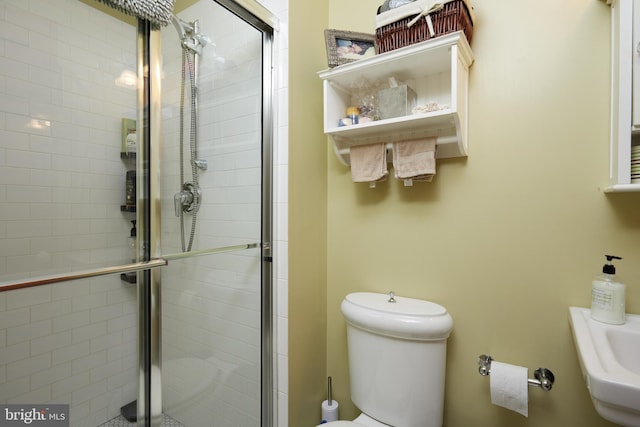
[320,292,453,427]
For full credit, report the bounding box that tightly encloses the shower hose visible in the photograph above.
[178,47,200,252]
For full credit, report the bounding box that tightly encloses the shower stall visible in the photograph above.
[0,0,276,426]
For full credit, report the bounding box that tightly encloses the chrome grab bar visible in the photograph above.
[0,242,261,292]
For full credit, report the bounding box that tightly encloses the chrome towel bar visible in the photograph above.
[0,242,260,292]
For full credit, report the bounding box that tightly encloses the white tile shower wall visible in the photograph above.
[0,0,138,425]
[0,0,137,280]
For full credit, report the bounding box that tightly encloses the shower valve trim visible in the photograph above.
[174,183,201,217]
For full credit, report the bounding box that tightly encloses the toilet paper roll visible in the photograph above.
[490,361,528,417]
[321,399,339,422]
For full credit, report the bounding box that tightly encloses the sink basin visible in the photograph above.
[569,307,640,426]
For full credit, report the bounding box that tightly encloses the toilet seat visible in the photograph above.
[318,414,390,427]
[320,422,362,426]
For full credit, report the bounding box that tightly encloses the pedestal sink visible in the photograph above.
[569,307,640,426]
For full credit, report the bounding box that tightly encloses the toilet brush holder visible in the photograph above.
[321,376,339,422]
[321,400,339,423]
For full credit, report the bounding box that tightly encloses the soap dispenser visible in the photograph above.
[591,255,626,324]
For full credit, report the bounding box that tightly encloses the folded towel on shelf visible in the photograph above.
[392,137,437,183]
[350,143,388,186]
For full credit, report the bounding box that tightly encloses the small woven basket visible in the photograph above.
[375,0,474,54]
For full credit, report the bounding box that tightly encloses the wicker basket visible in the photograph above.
[375,0,474,54]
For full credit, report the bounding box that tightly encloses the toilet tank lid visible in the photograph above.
[341,292,453,340]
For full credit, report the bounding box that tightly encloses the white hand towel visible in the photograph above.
[392,137,437,182]
[350,143,389,184]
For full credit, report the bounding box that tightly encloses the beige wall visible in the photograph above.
[290,0,640,426]
[288,1,329,426]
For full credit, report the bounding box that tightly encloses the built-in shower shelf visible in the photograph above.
[121,205,136,213]
[120,272,136,284]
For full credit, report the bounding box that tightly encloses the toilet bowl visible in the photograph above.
[318,292,453,427]
[163,356,237,415]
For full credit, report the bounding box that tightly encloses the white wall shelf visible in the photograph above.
[605,0,640,193]
[318,32,474,165]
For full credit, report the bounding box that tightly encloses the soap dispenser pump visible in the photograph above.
[591,255,626,325]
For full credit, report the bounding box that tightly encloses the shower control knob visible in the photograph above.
[174,191,191,217]
[174,183,200,216]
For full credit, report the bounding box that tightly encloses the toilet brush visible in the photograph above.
[321,376,339,423]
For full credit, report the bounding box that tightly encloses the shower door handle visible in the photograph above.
[0,259,168,292]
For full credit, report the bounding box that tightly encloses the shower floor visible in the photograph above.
[98,414,184,427]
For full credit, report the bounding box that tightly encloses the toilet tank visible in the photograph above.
[341,292,453,427]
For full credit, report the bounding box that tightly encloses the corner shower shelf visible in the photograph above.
[120,272,136,284]
[318,32,474,165]
[120,151,136,212]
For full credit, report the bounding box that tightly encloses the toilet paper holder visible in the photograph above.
[477,354,555,391]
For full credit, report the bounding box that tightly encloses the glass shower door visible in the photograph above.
[0,1,153,426]
[157,1,272,426]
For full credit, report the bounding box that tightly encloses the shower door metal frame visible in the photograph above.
[137,1,275,424]
[136,18,163,426]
